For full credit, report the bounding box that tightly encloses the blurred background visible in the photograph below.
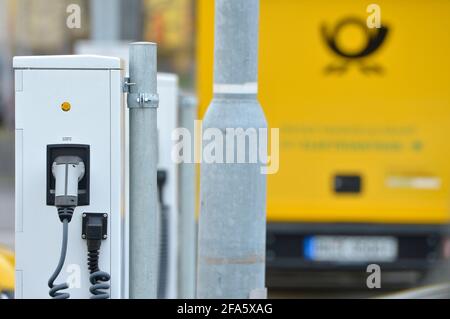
[1,0,450,298]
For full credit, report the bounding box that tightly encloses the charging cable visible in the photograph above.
[48,218,69,299]
[84,214,110,299]
[48,156,85,299]
[157,169,169,298]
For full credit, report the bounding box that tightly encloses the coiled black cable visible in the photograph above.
[87,249,111,299]
[157,170,169,298]
[48,218,70,299]
[157,204,169,298]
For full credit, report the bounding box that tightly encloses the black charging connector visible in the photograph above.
[47,144,90,207]
[82,213,110,299]
[82,213,107,250]
[157,169,167,204]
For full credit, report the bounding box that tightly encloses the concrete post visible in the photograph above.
[197,0,267,299]
[128,42,159,299]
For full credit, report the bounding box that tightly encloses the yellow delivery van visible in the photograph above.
[197,0,450,288]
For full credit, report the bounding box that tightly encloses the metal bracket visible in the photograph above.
[127,93,159,109]
[123,77,159,109]
[122,77,135,93]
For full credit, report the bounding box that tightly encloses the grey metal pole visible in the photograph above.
[178,93,198,299]
[120,0,144,41]
[0,0,13,127]
[128,42,159,299]
[91,0,142,41]
[91,0,121,41]
[197,0,267,299]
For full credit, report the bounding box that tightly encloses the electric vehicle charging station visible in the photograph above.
[75,41,181,298]
[14,55,125,299]
[154,73,179,298]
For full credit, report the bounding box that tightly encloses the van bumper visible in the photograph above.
[266,222,450,289]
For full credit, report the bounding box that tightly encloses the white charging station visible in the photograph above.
[14,55,125,299]
[75,41,181,298]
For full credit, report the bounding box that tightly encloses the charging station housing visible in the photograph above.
[75,38,181,298]
[14,55,125,299]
